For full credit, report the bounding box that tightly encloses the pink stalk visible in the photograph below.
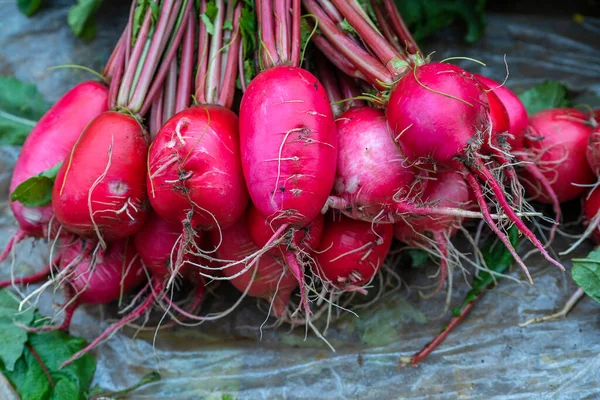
[175,12,196,113]
[217,2,242,108]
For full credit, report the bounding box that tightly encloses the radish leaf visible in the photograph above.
[571,249,600,304]
[68,0,103,40]
[0,291,34,372]
[518,80,572,115]
[10,162,62,208]
[17,0,43,16]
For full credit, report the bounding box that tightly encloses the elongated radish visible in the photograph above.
[0,81,109,265]
[148,1,248,286]
[394,171,470,295]
[315,215,393,292]
[238,0,337,312]
[304,0,564,280]
[211,215,298,318]
[52,0,192,247]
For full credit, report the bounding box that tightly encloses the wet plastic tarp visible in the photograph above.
[1,2,600,399]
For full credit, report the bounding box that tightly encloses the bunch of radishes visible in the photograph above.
[1,0,598,365]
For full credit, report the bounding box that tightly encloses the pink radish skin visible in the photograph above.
[394,171,469,294]
[586,126,600,177]
[148,106,248,231]
[522,108,595,203]
[211,216,298,318]
[315,215,393,291]
[474,74,528,149]
[386,62,564,280]
[475,74,562,242]
[52,112,149,241]
[247,204,324,257]
[239,66,337,228]
[1,82,108,264]
[332,106,424,221]
[133,212,196,279]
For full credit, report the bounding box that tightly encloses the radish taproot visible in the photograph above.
[394,171,470,295]
[315,215,393,292]
[211,215,298,318]
[52,0,192,247]
[1,81,109,265]
[148,0,248,285]
[238,0,337,312]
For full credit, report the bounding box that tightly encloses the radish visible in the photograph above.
[521,109,594,203]
[302,0,564,280]
[52,0,192,247]
[20,238,145,333]
[211,215,299,318]
[133,211,206,319]
[475,74,562,242]
[315,214,393,292]
[394,171,470,295]
[238,0,337,312]
[583,188,600,244]
[148,0,248,285]
[586,126,600,177]
[0,81,109,265]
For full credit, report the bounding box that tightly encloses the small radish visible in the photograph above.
[148,1,248,284]
[52,0,192,247]
[475,74,562,242]
[521,109,595,203]
[211,215,298,318]
[238,0,337,312]
[1,81,109,265]
[394,171,470,295]
[315,214,393,292]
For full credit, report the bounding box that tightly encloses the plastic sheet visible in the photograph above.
[1,2,600,398]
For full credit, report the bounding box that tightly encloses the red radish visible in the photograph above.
[148,1,248,284]
[315,215,393,291]
[0,81,108,265]
[246,204,324,257]
[51,0,192,247]
[238,0,337,312]
[52,112,149,242]
[394,171,470,294]
[521,109,595,203]
[211,216,298,318]
[475,74,562,242]
[586,126,600,177]
[305,0,565,281]
[133,211,206,320]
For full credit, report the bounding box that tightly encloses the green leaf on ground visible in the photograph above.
[0,76,50,145]
[17,0,43,17]
[572,248,600,304]
[68,0,103,40]
[10,162,62,208]
[394,0,486,43]
[518,80,572,115]
[0,291,34,371]
[407,249,430,268]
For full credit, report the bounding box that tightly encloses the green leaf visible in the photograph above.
[571,248,600,304]
[17,0,43,16]
[407,249,430,268]
[132,0,151,44]
[453,226,519,315]
[86,372,161,399]
[10,161,62,208]
[394,0,486,44]
[2,331,96,400]
[0,290,34,371]
[518,80,572,115]
[0,75,50,145]
[200,0,219,35]
[68,0,104,40]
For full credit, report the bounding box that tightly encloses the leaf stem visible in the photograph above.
[27,343,55,389]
